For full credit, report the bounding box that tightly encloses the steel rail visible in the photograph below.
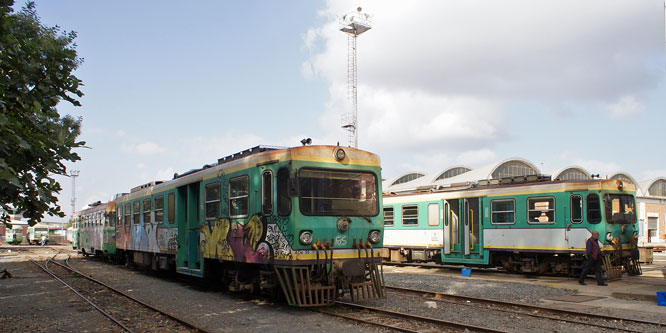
[330,300,507,333]
[29,259,133,332]
[386,285,664,330]
[57,257,209,333]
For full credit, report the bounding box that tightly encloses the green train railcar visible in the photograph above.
[75,201,117,257]
[26,223,50,245]
[6,226,23,245]
[383,178,640,277]
[113,145,384,306]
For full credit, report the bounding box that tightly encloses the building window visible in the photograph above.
[402,205,418,226]
[154,195,164,223]
[648,179,666,197]
[491,199,515,224]
[648,217,658,241]
[428,203,440,226]
[571,195,583,223]
[133,201,140,224]
[491,161,538,179]
[143,198,151,223]
[435,167,471,181]
[205,182,221,220]
[392,173,425,186]
[277,168,291,216]
[587,194,602,224]
[262,171,273,216]
[229,176,249,218]
[383,207,394,226]
[527,197,555,223]
[168,193,175,224]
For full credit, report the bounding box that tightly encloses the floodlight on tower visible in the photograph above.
[340,7,371,148]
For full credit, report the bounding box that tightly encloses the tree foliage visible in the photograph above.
[0,1,85,225]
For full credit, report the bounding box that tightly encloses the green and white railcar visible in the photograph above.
[75,201,117,256]
[79,145,384,306]
[5,226,23,245]
[26,223,50,245]
[383,178,640,276]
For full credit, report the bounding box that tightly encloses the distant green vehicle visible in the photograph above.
[6,226,23,245]
[27,223,50,245]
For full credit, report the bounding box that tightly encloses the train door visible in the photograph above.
[566,193,586,250]
[443,199,461,259]
[442,197,483,263]
[176,182,204,277]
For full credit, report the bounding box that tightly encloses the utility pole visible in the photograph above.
[70,170,79,217]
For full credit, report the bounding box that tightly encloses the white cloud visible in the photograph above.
[305,0,662,154]
[121,142,167,155]
[606,96,646,119]
[455,149,498,167]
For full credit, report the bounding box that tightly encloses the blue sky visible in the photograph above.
[12,1,666,221]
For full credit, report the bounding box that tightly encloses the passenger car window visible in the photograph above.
[570,195,583,223]
[428,203,440,226]
[383,207,394,226]
[527,197,555,223]
[155,195,164,223]
[587,194,602,224]
[491,199,515,224]
[402,205,418,225]
[205,182,221,220]
[229,176,249,218]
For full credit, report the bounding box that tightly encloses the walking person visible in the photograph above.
[578,230,607,286]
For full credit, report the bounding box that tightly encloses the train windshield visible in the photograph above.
[604,194,636,224]
[298,169,378,216]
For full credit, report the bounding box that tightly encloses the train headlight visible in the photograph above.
[334,148,346,161]
[299,231,313,245]
[605,232,613,242]
[368,230,381,244]
[337,217,351,233]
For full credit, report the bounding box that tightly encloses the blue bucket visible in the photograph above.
[462,268,471,277]
[657,291,666,306]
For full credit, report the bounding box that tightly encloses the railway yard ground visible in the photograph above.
[1,246,665,332]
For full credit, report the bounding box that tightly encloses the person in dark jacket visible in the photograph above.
[578,230,607,286]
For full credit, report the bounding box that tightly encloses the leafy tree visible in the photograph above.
[0,1,85,225]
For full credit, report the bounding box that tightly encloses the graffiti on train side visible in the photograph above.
[200,218,234,260]
[199,214,295,262]
[158,228,178,253]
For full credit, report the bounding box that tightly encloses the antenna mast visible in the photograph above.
[340,7,371,148]
[70,170,79,217]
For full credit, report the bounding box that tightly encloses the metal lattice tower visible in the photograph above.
[70,170,80,217]
[340,7,371,148]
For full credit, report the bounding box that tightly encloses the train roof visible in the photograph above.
[112,145,381,203]
[383,178,635,202]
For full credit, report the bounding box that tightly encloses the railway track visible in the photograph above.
[315,300,506,332]
[30,256,208,333]
[385,285,665,332]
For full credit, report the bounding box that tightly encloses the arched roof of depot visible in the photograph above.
[552,166,591,181]
[386,172,426,187]
[638,177,666,197]
[384,157,541,193]
[609,172,639,186]
[433,165,473,182]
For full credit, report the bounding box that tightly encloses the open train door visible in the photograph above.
[176,182,205,277]
[441,197,485,264]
